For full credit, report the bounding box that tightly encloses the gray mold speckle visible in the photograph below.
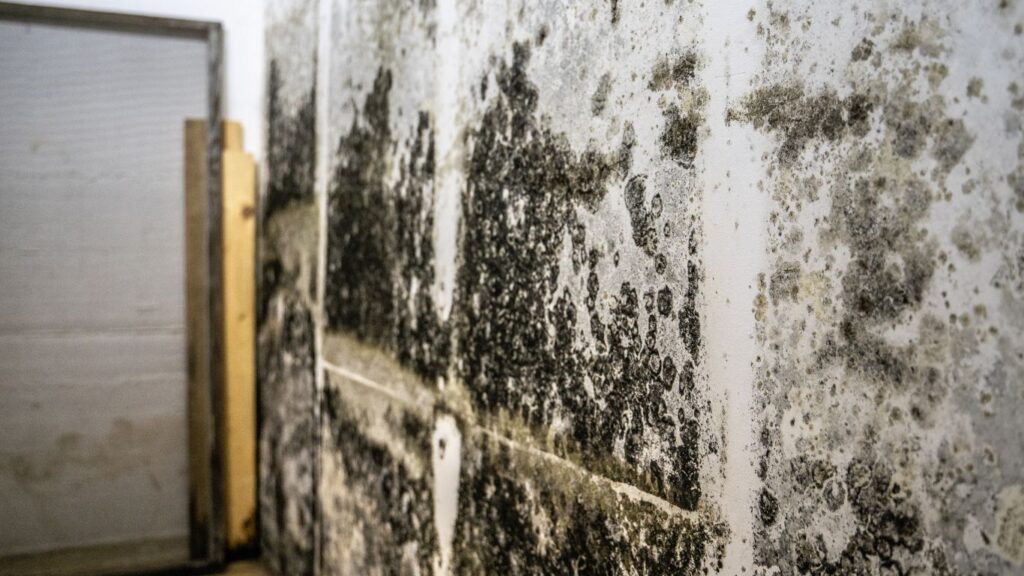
[650,52,698,92]
[730,82,872,165]
[591,72,613,116]
[741,3,1024,574]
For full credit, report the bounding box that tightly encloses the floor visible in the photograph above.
[0,549,269,576]
[219,561,270,576]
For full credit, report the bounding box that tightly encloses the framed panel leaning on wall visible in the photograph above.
[0,3,225,573]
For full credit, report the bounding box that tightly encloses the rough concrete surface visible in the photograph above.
[259,1,319,574]
[260,0,1024,574]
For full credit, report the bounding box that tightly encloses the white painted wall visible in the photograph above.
[30,0,266,159]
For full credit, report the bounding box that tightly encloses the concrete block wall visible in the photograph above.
[258,0,1024,574]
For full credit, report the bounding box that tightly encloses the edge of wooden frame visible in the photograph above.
[205,20,227,573]
[0,1,217,38]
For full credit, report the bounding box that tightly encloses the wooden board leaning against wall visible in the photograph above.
[221,121,257,554]
[188,118,257,556]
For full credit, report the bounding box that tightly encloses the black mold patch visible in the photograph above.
[624,175,659,256]
[657,286,674,316]
[320,388,436,575]
[536,24,549,47]
[1010,167,1024,213]
[455,42,705,509]
[678,231,702,363]
[259,258,284,329]
[661,104,701,167]
[757,451,938,575]
[759,488,778,527]
[324,67,449,380]
[325,68,394,341]
[452,433,717,574]
[884,98,932,159]
[258,295,317,576]
[744,123,948,574]
[265,58,317,217]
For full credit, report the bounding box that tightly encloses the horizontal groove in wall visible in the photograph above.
[321,358,703,521]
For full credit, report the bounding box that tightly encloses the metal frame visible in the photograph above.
[0,3,225,573]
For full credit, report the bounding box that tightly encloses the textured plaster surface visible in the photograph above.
[260,0,1024,574]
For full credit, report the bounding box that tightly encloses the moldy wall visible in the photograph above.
[258,0,1024,574]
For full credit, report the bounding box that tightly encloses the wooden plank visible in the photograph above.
[220,121,257,553]
[184,119,216,563]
